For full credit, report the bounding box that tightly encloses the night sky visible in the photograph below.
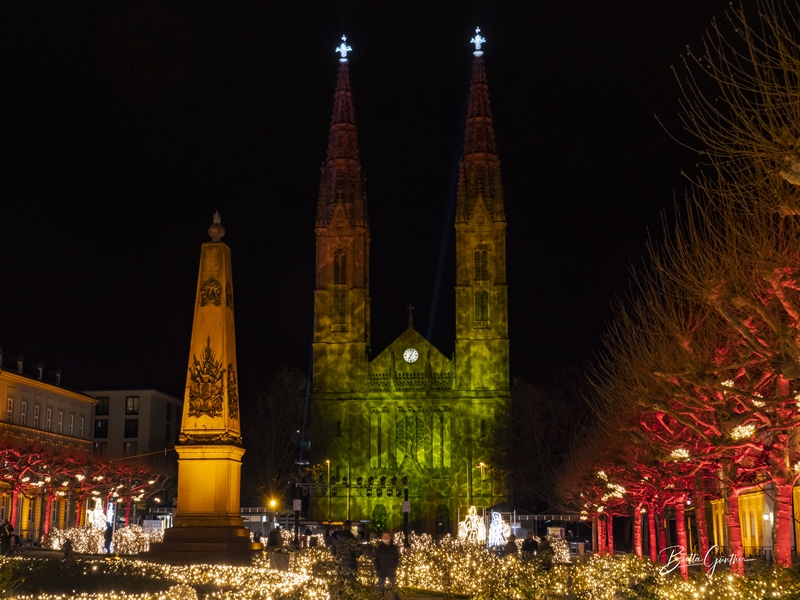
[2,1,732,403]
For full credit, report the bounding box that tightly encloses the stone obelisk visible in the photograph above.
[148,213,260,564]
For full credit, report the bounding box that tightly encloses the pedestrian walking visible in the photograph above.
[374,531,400,599]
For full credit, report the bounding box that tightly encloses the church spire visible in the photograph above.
[316,38,367,230]
[312,37,371,396]
[456,30,505,224]
[453,28,510,395]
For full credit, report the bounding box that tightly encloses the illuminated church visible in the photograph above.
[310,31,510,533]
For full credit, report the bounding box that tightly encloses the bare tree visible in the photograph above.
[242,367,307,505]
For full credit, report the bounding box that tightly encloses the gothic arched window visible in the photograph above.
[333,249,347,285]
[474,290,489,325]
[333,291,346,325]
[474,247,489,281]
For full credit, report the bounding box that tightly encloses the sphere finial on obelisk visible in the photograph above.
[208,211,225,242]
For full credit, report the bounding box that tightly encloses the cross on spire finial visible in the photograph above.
[471,27,486,56]
[336,35,352,62]
[407,302,415,329]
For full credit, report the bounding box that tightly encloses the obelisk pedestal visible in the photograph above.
[147,213,261,564]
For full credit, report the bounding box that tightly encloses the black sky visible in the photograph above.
[1,1,733,402]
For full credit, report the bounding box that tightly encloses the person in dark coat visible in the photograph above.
[104,523,113,554]
[0,521,11,555]
[62,538,74,560]
[504,534,518,556]
[374,531,400,599]
[330,520,360,572]
[521,532,539,557]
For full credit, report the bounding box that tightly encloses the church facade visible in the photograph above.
[310,40,510,534]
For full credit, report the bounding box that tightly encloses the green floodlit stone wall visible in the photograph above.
[310,210,511,533]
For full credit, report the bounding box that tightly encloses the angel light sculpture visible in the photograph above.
[487,511,510,547]
[458,505,486,543]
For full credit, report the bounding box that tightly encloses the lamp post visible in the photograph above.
[325,460,331,522]
[477,462,487,505]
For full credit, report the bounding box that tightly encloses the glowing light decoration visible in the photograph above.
[731,423,756,439]
[336,35,352,62]
[457,505,486,543]
[722,379,735,388]
[46,526,105,553]
[486,511,510,547]
[90,498,107,530]
[670,448,690,461]
[470,27,486,56]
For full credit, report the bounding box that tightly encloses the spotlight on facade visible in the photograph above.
[330,475,337,484]
[402,476,408,485]
[368,476,374,485]
[391,476,397,485]
[396,488,402,496]
[387,489,393,497]
[342,476,348,485]
[366,488,372,497]
[380,476,387,485]
[357,476,363,485]
[332,488,338,497]
[377,489,382,497]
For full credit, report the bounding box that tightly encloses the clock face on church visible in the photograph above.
[403,348,419,363]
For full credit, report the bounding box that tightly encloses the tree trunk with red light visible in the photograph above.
[43,493,53,540]
[657,511,667,563]
[648,505,657,562]
[10,489,19,533]
[725,490,744,576]
[598,516,606,555]
[634,504,643,558]
[675,502,688,580]
[773,481,793,568]
[607,514,614,555]
[693,488,710,568]
[75,500,81,527]
[592,517,598,553]
[125,501,130,527]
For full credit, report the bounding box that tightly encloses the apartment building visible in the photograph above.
[85,390,182,459]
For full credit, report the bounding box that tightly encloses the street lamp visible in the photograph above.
[325,460,331,522]
[476,462,488,507]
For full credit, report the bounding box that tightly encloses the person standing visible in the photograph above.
[330,520,359,573]
[504,534,518,556]
[0,521,11,555]
[374,531,400,599]
[104,523,113,554]
[521,532,539,557]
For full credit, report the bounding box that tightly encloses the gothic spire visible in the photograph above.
[316,39,368,230]
[456,31,505,224]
